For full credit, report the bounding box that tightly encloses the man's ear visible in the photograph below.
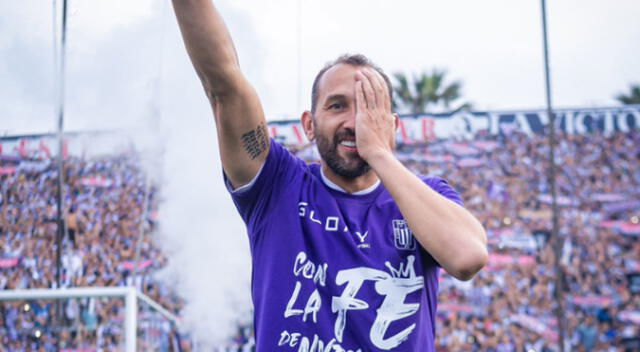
[301,110,315,142]
[393,113,400,130]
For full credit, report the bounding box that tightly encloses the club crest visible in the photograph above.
[392,219,416,250]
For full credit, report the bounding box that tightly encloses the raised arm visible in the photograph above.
[172,0,269,188]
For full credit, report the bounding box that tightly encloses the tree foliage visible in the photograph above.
[615,84,640,105]
[392,69,472,114]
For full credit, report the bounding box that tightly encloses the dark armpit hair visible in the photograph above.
[310,53,393,114]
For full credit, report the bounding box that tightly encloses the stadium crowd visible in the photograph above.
[0,153,188,351]
[406,131,640,351]
[1,128,639,351]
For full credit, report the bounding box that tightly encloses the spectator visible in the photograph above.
[1,129,638,350]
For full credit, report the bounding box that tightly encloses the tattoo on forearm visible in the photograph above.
[241,122,268,159]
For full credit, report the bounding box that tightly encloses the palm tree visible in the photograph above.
[615,84,640,105]
[392,69,472,114]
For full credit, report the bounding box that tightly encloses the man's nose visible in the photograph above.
[343,108,356,130]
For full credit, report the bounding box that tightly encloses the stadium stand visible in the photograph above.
[0,151,189,351]
[410,131,640,351]
[1,125,639,351]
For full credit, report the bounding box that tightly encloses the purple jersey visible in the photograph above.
[227,139,463,352]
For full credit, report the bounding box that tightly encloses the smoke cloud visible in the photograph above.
[1,0,263,347]
[154,1,263,345]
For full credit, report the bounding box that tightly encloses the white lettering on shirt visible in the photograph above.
[284,253,424,350]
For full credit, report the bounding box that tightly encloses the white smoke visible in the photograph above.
[154,0,259,346]
[1,0,261,347]
[155,123,252,345]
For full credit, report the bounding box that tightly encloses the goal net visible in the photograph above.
[0,286,183,351]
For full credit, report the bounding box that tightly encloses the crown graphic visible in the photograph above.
[385,255,417,279]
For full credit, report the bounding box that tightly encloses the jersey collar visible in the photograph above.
[320,167,381,195]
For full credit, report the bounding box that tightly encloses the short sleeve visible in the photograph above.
[422,177,464,206]
[223,138,305,235]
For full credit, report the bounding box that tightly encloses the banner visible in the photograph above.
[4,107,638,152]
[599,221,640,236]
[421,154,454,164]
[119,259,153,271]
[624,260,640,273]
[79,177,113,188]
[457,158,483,168]
[0,166,16,175]
[471,140,499,152]
[487,253,535,268]
[0,131,133,160]
[537,194,577,206]
[498,235,538,252]
[570,295,613,307]
[437,303,474,314]
[592,193,628,202]
[619,310,640,325]
[18,160,50,173]
[620,223,640,236]
[268,105,640,145]
[511,315,558,342]
[0,136,68,160]
[519,209,552,220]
[447,143,480,156]
[599,220,626,229]
[603,200,640,214]
[488,228,516,237]
[0,257,20,268]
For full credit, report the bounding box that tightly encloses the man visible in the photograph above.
[172,1,488,351]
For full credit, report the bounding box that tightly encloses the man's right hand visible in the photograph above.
[172,0,269,189]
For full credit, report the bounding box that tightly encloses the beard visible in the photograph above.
[315,128,371,179]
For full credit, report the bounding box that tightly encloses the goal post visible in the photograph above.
[0,286,180,351]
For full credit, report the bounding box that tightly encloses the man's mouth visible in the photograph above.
[334,130,358,152]
[339,140,356,148]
